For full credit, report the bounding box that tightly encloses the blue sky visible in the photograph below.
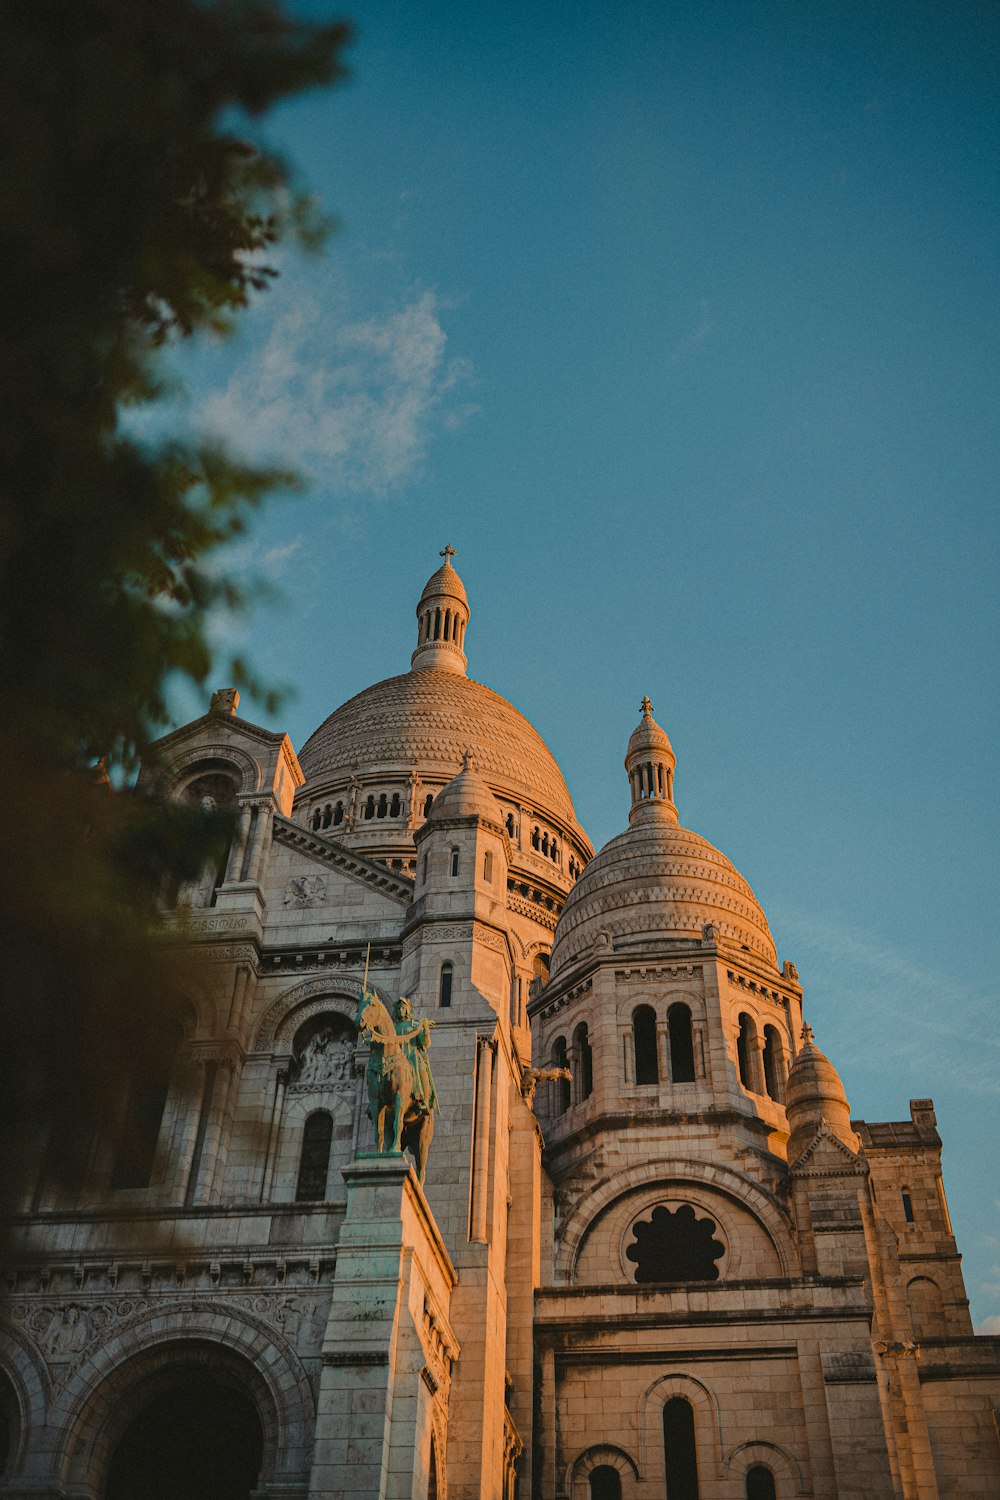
[163,0,999,1326]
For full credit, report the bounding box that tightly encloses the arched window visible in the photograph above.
[423,793,434,818]
[589,1467,622,1500]
[439,963,453,1008]
[901,1187,915,1223]
[483,850,493,882]
[633,1005,659,1085]
[541,832,550,856]
[296,1111,333,1201]
[506,812,516,839]
[574,1021,593,1101]
[745,1466,776,1500]
[364,795,375,819]
[450,847,460,877]
[551,839,559,861]
[531,826,540,850]
[762,1025,784,1102]
[377,793,388,818]
[111,1016,182,1190]
[737,1014,758,1092]
[552,1037,571,1114]
[663,1397,699,1499]
[668,1003,696,1083]
[311,809,322,830]
[390,792,401,817]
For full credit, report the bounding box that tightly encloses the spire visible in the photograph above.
[410,547,470,675]
[625,695,678,825]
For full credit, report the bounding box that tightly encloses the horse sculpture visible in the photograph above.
[356,990,437,1184]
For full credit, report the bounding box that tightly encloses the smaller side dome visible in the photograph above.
[625,696,678,825]
[411,545,470,675]
[426,752,502,824]
[785,1025,859,1161]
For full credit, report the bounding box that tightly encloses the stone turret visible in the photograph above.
[785,1024,860,1162]
[410,544,470,675]
[625,695,678,824]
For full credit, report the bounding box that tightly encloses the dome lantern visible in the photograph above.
[625,696,678,825]
[411,545,470,675]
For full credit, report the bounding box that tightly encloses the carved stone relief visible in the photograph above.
[283,875,326,909]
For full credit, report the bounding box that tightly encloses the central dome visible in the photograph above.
[298,669,580,828]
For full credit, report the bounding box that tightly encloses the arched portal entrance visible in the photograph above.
[103,1359,263,1500]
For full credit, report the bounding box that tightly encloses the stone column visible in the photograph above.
[309,1155,457,1500]
[226,804,254,883]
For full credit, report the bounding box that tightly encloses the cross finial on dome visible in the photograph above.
[640,694,653,717]
[800,1023,815,1045]
[440,544,457,564]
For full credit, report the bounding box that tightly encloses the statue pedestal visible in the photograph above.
[309,1154,459,1500]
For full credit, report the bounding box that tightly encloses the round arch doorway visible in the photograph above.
[105,1363,263,1500]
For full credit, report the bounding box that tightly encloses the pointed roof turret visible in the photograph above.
[785,1024,860,1161]
[426,749,503,823]
[625,695,678,825]
[411,545,470,675]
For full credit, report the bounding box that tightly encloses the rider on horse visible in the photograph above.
[393,995,438,1115]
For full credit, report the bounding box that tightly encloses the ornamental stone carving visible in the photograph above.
[292,1028,355,1089]
[284,874,327,908]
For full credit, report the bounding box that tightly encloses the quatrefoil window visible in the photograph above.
[625,1203,725,1283]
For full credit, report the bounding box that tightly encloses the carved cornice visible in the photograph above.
[537,976,593,1022]
[272,818,414,904]
[506,892,558,931]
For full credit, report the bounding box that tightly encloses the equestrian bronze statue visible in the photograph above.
[356,989,438,1184]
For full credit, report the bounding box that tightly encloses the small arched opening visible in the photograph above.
[590,1466,622,1500]
[745,1466,777,1500]
[439,963,453,1009]
[295,1111,333,1202]
[762,1026,784,1102]
[736,1014,758,1093]
[663,1396,699,1499]
[667,1003,696,1083]
[552,1037,571,1114]
[633,1005,659,1086]
[573,1021,593,1102]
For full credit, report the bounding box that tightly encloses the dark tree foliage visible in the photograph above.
[0,1,351,1214]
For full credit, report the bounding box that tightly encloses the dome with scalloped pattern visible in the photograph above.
[299,670,581,829]
[549,818,777,975]
[549,700,776,975]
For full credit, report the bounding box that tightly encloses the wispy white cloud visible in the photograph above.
[977,1314,1000,1334]
[769,904,1000,1098]
[671,299,717,359]
[199,277,476,497]
[260,535,304,577]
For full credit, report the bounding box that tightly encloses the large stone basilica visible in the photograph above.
[2,552,998,1499]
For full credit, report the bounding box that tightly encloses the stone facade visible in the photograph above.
[2,552,998,1499]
